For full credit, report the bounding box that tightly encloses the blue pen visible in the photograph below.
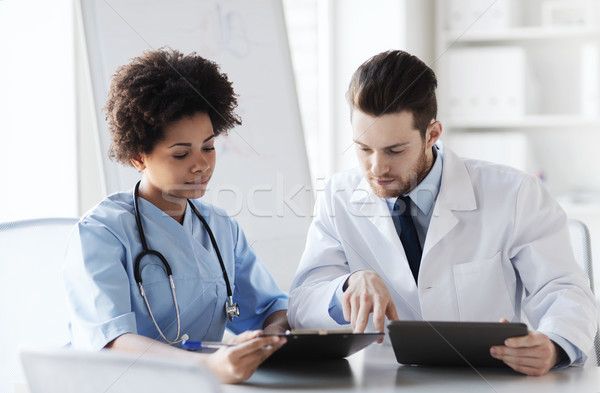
[181,340,234,350]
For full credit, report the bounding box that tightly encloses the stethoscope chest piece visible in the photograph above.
[225,296,240,322]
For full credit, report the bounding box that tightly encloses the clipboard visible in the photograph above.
[264,330,383,361]
[387,321,528,367]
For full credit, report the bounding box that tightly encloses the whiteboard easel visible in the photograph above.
[79,0,312,289]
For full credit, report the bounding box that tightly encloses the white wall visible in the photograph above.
[0,0,432,221]
[329,0,408,172]
[284,0,435,182]
[0,0,77,222]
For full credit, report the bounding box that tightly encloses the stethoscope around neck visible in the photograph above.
[132,181,239,344]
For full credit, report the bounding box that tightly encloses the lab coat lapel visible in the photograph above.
[351,178,404,255]
[350,178,419,297]
[423,147,477,257]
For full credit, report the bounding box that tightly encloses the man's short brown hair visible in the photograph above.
[346,50,437,138]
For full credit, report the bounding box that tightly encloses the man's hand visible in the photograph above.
[490,319,562,376]
[342,271,399,342]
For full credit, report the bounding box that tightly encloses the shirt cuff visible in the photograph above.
[545,333,582,368]
[327,273,353,325]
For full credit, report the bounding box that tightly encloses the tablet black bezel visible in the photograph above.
[387,320,528,367]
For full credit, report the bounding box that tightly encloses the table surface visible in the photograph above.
[224,344,600,393]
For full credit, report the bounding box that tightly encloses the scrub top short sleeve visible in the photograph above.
[63,220,137,350]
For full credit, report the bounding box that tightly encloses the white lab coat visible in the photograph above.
[288,145,597,362]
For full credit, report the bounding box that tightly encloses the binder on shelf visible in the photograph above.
[581,42,600,117]
[542,0,600,27]
[445,46,527,121]
[446,0,517,33]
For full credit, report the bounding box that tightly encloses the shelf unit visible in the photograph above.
[434,0,600,197]
[441,25,600,43]
[444,114,600,129]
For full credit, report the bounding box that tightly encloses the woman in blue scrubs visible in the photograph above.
[63,48,288,383]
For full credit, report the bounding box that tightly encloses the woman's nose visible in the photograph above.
[192,153,210,172]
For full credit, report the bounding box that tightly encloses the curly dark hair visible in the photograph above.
[346,50,437,139]
[104,47,242,165]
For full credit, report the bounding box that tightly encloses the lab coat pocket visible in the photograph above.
[453,252,514,322]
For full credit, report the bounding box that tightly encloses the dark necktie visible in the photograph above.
[393,195,422,283]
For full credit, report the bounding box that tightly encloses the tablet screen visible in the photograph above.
[387,321,528,367]
[264,330,383,361]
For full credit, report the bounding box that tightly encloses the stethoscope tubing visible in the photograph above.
[132,181,238,343]
[132,181,232,297]
[187,201,233,299]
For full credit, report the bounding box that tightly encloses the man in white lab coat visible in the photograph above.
[288,50,598,375]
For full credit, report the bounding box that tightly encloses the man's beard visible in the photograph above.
[369,148,432,199]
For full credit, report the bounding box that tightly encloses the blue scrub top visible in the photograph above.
[63,192,288,351]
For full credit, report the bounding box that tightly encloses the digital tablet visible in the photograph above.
[263,330,384,361]
[387,321,528,367]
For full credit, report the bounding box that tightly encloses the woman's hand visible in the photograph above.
[204,330,286,384]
